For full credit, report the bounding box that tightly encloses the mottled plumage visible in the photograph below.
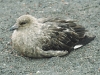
[10,15,95,58]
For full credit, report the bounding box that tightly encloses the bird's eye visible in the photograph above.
[20,21,27,25]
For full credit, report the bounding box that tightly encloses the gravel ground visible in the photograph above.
[0,0,100,75]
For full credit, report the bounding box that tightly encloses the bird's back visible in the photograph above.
[40,18,95,52]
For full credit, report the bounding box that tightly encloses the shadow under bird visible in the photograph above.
[10,15,95,58]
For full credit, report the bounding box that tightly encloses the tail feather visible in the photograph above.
[74,35,96,49]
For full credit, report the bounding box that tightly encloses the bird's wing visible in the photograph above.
[41,18,88,52]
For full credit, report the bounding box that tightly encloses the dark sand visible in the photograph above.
[0,0,100,75]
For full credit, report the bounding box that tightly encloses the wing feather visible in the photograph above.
[41,18,92,52]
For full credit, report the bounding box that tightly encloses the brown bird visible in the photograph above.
[10,15,95,58]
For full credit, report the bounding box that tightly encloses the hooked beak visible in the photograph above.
[10,24,19,31]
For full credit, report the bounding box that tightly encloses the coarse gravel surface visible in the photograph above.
[0,0,100,75]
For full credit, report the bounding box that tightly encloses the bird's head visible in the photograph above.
[10,15,37,31]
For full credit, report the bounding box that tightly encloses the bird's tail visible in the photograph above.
[74,35,96,49]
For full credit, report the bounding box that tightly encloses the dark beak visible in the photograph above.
[10,24,19,31]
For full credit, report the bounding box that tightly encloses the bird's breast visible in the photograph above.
[11,29,48,49]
